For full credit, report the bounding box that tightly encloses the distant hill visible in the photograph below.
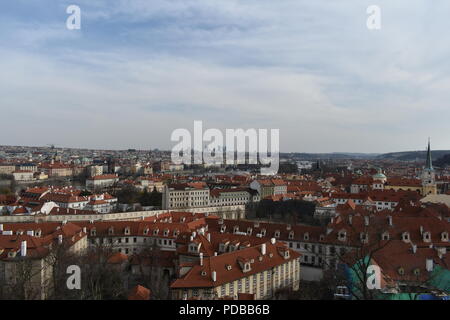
[282,153,379,160]
[435,154,450,167]
[376,150,450,162]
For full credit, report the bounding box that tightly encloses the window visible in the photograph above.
[402,232,410,242]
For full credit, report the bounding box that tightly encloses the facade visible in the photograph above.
[0,222,88,299]
[250,179,287,199]
[39,161,73,177]
[162,183,210,209]
[12,171,34,181]
[86,174,119,191]
[170,239,301,300]
[209,188,260,207]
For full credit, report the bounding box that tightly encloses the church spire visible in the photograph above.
[425,138,433,170]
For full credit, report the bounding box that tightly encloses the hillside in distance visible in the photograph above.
[376,150,450,161]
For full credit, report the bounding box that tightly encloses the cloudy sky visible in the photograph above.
[1,0,449,153]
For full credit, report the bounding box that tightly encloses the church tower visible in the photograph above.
[421,139,437,195]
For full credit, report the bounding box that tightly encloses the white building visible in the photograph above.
[162,183,210,209]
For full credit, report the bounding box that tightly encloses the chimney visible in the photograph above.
[0,224,3,232]
[83,227,87,233]
[419,226,424,235]
[387,216,392,226]
[58,234,63,244]
[212,271,217,282]
[207,233,211,242]
[261,243,266,255]
[364,216,369,226]
[348,215,352,225]
[270,238,276,245]
[426,259,434,272]
[412,244,417,254]
[21,241,27,257]
[199,253,203,266]
[26,230,34,236]
[214,252,217,256]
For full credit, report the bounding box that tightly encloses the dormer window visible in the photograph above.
[261,229,266,236]
[35,229,41,237]
[402,232,410,242]
[91,228,96,236]
[124,227,130,235]
[288,231,294,240]
[244,263,251,272]
[226,264,232,271]
[233,226,239,233]
[153,229,159,235]
[108,227,114,235]
[144,228,149,235]
[381,231,390,241]
[247,227,252,235]
[423,231,431,242]
[274,230,280,238]
[189,244,199,253]
[201,271,207,276]
[413,268,421,276]
[220,225,226,233]
[360,232,368,243]
[338,230,346,241]
[173,229,179,237]
[441,232,449,242]
[319,234,324,241]
[304,233,309,241]
[398,267,405,275]
[219,242,228,252]
[163,229,169,237]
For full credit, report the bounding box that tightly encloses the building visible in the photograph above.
[250,179,287,199]
[170,238,301,300]
[12,171,34,181]
[86,174,119,191]
[0,222,88,299]
[162,183,210,209]
[209,188,260,207]
[39,161,73,177]
[421,140,438,195]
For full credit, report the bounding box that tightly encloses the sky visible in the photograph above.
[0,0,449,153]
